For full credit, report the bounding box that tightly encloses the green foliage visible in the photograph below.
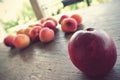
[17,0,37,23]
[1,0,36,33]
[0,0,3,2]
[1,0,111,34]
[0,19,19,31]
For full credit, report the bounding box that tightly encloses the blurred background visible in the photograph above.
[0,0,111,36]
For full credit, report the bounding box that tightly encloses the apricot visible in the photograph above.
[39,18,46,24]
[43,20,56,31]
[24,27,33,37]
[59,15,69,24]
[29,26,42,42]
[39,27,54,43]
[71,14,82,25]
[13,34,30,49]
[61,18,77,33]
[46,17,58,26]
[4,35,15,47]
[28,24,35,28]
[17,29,25,34]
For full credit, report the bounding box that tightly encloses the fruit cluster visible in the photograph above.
[3,13,117,77]
[4,17,58,49]
[4,14,82,49]
[59,14,82,33]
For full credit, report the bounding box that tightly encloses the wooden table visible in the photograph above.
[0,0,120,80]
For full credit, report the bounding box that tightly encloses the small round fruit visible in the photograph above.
[43,20,56,31]
[68,28,117,77]
[24,27,33,37]
[61,18,77,33]
[39,27,54,43]
[13,34,30,49]
[71,14,82,25]
[28,24,35,28]
[29,26,42,42]
[46,17,57,26]
[39,18,46,24]
[59,15,69,24]
[17,29,25,34]
[4,35,15,47]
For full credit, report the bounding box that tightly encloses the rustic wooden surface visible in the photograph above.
[0,0,120,80]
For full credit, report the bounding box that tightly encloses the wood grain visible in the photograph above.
[0,0,120,80]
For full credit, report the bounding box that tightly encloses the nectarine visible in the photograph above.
[13,34,30,49]
[17,29,25,34]
[4,35,15,47]
[39,18,46,24]
[46,17,57,26]
[39,27,54,43]
[24,27,33,37]
[29,26,42,42]
[61,18,77,33]
[59,15,69,24]
[43,20,56,31]
[71,14,82,25]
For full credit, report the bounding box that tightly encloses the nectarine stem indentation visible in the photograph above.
[86,28,94,31]
[67,22,73,27]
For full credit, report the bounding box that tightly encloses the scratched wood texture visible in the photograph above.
[0,0,120,80]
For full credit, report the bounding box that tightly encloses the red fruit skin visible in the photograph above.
[4,35,15,47]
[68,28,117,77]
[39,18,46,24]
[43,20,56,31]
[46,17,57,26]
[39,27,54,43]
[59,15,69,24]
[61,18,77,33]
[29,26,42,42]
[24,27,33,37]
[17,29,25,34]
[13,34,30,49]
[71,14,82,25]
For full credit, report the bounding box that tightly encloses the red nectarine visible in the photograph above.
[13,34,30,49]
[4,35,15,47]
[39,27,54,43]
[59,15,69,24]
[61,18,77,33]
[71,14,82,25]
[46,17,57,26]
[29,26,42,42]
[17,29,25,34]
[68,28,117,77]
[24,27,33,37]
[43,20,56,31]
